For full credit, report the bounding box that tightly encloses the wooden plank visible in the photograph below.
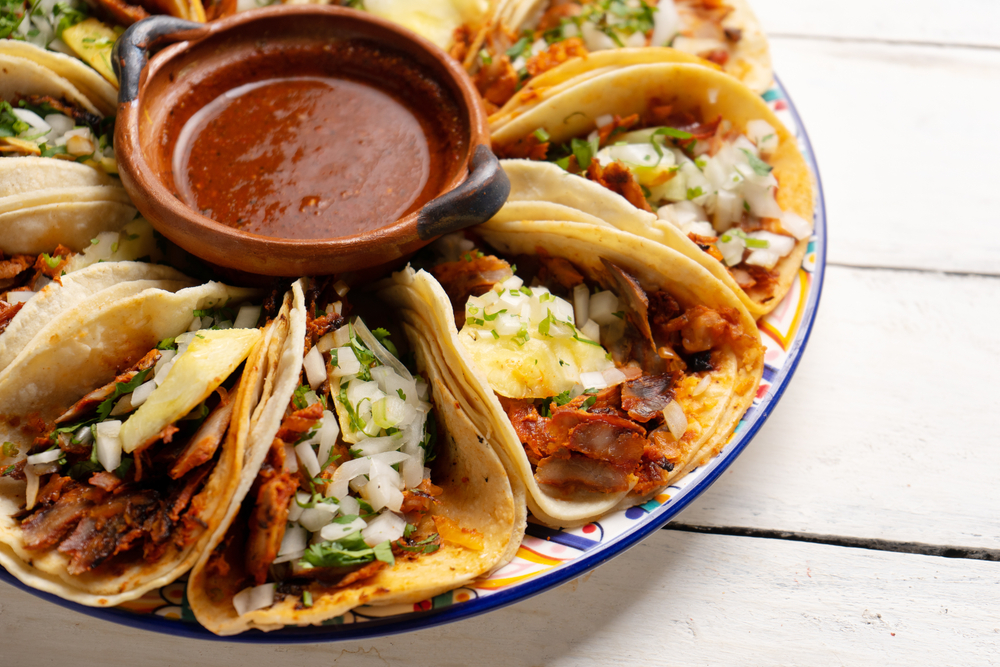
[679,265,1000,548]
[1,532,997,665]
[771,38,1000,274]
[752,0,1000,47]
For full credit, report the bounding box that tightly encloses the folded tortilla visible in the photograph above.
[492,62,815,319]
[187,279,525,635]
[473,0,770,122]
[0,280,265,606]
[380,220,763,528]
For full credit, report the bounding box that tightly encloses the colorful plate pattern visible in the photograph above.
[0,74,826,642]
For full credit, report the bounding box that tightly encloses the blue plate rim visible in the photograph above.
[0,72,827,643]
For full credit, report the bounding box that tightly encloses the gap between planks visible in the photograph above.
[827,262,1000,280]
[663,523,1000,562]
[770,33,1000,52]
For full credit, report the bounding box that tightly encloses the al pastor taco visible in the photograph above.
[471,0,771,116]
[186,278,524,635]
[492,63,814,318]
[0,280,266,606]
[380,221,762,528]
[0,219,173,371]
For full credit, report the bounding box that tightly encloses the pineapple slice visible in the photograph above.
[120,328,260,453]
[62,19,123,87]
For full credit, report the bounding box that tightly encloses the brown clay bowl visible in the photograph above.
[112,7,508,277]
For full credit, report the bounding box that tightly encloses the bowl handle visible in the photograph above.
[113,16,209,105]
[416,145,510,240]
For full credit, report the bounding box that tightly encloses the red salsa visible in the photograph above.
[166,41,465,240]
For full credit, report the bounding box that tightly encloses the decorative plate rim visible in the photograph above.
[0,72,827,643]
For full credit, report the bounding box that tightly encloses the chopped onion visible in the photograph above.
[779,211,812,240]
[351,317,412,382]
[319,516,367,542]
[364,478,403,512]
[316,411,339,469]
[287,491,312,522]
[187,316,202,332]
[361,511,406,547]
[316,332,336,353]
[95,420,123,472]
[278,523,308,556]
[233,583,275,616]
[24,466,39,511]
[26,449,61,465]
[589,291,619,325]
[662,400,688,440]
[401,445,424,489]
[12,108,49,132]
[579,371,608,390]
[303,345,327,389]
[298,503,339,532]
[372,395,406,429]
[692,375,712,396]
[501,275,523,291]
[580,319,600,343]
[272,549,305,565]
[333,326,351,348]
[333,280,350,297]
[595,114,614,128]
[109,394,133,417]
[295,442,321,478]
[130,380,156,408]
[352,433,404,457]
[75,425,93,445]
[5,291,34,304]
[233,304,261,329]
[602,367,628,386]
[284,442,299,473]
[330,346,361,377]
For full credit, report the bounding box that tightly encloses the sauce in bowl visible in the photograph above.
[164,40,465,240]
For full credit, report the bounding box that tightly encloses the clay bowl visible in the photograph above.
[112,7,508,277]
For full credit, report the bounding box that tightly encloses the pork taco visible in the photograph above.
[493,63,814,318]
[0,219,172,371]
[471,0,770,116]
[187,278,524,635]
[0,280,267,606]
[380,221,762,528]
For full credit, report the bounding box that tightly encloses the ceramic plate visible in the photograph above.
[0,74,826,642]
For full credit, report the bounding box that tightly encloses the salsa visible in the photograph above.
[166,42,465,240]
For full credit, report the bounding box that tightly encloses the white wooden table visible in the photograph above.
[3,2,999,663]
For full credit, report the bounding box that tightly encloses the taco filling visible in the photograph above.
[0,303,261,575]
[0,219,163,336]
[221,281,468,617]
[0,95,116,172]
[429,239,756,497]
[475,0,747,111]
[498,106,811,302]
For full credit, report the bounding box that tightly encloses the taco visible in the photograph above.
[492,63,814,318]
[380,221,762,528]
[0,280,267,606]
[186,278,524,634]
[326,0,494,57]
[471,0,771,116]
[0,219,172,371]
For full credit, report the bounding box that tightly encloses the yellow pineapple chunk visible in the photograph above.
[432,515,484,551]
[120,328,260,453]
[62,19,122,86]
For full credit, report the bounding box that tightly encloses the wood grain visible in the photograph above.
[2,531,997,665]
[680,265,1000,547]
[753,0,1000,47]
[771,38,1000,274]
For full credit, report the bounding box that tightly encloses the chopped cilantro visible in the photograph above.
[687,186,705,200]
[373,540,395,565]
[740,148,773,176]
[581,396,598,411]
[479,48,492,65]
[398,533,440,554]
[302,591,313,607]
[371,327,398,357]
[532,128,550,143]
[291,384,312,410]
[2,442,17,457]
